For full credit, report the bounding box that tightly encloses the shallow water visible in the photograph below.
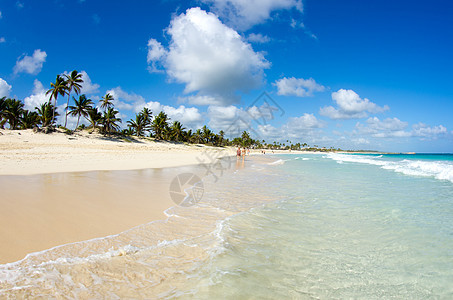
[1,153,453,298]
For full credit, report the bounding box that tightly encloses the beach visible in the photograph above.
[0,129,236,263]
[1,131,453,298]
[0,129,235,176]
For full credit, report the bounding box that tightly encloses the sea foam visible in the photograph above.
[327,153,453,183]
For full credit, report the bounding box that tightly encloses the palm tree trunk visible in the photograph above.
[64,94,70,128]
[51,98,56,127]
[76,115,80,131]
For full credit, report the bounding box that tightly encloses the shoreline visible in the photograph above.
[0,129,235,176]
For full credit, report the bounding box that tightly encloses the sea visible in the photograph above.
[1,153,453,298]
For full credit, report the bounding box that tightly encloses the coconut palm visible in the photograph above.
[46,75,67,125]
[192,129,203,144]
[86,107,102,133]
[99,93,114,112]
[63,70,84,128]
[101,107,122,134]
[20,110,40,129]
[140,107,152,123]
[170,121,186,142]
[0,97,7,129]
[68,95,93,130]
[151,111,169,140]
[36,103,58,127]
[127,113,149,137]
[4,98,24,130]
[202,125,213,144]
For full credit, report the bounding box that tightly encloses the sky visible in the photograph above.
[0,0,452,152]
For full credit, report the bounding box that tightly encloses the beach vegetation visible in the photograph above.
[68,95,93,131]
[99,93,114,112]
[46,75,68,125]
[63,70,84,128]
[101,107,122,134]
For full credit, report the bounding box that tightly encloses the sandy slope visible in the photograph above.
[0,129,234,175]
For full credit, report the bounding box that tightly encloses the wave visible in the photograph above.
[268,159,285,165]
[327,153,453,183]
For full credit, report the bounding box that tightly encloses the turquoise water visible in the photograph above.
[2,153,453,298]
[179,153,453,298]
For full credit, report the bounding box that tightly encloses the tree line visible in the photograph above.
[1,70,331,150]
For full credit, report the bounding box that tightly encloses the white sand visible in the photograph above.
[0,129,234,175]
[0,128,236,263]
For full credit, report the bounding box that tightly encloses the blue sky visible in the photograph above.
[0,0,452,152]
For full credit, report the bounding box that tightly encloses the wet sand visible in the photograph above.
[0,165,208,264]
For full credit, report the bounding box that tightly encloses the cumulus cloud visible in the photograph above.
[412,123,447,138]
[247,33,271,43]
[147,7,270,106]
[0,78,12,97]
[202,0,303,30]
[13,49,47,75]
[23,80,49,110]
[0,37,5,43]
[104,87,204,129]
[355,117,410,138]
[138,101,204,129]
[354,117,447,140]
[320,89,389,120]
[256,113,326,142]
[208,105,252,134]
[105,87,144,111]
[274,77,325,97]
[80,71,100,94]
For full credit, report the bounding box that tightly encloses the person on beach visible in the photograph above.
[242,148,246,160]
[237,147,241,159]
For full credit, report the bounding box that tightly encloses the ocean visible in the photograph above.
[1,153,453,298]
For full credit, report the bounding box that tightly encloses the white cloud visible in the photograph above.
[274,77,325,97]
[320,89,389,119]
[0,37,5,43]
[23,80,48,110]
[0,78,12,97]
[0,11,2,19]
[202,0,303,30]
[13,49,47,75]
[147,7,270,106]
[105,87,145,111]
[412,123,447,138]
[247,33,271,43]
[257,113,326,142]
[16,2,24,9]
[137,101,204,129]
[104,87,204,129]
[80,71,100,94]
[147,39,166,73]
[355,117,410,138]
[353,117,447,140]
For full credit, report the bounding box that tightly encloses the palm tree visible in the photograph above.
[46,75,67,125]
[99,93,114,112]
[63,70,84,128]
[20,110,40,129]
[101,107,122,134]
[36,103,58,127]
[192,129,203,144]
[4,98,24,130]
[202,125,213,144]
[170,121,186,142]
[127,113,148,137]
[86,107,102,133]
[141,107,152,123]
[0,97,7,129]
[151,111,169,140]
[68,95,93,130]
